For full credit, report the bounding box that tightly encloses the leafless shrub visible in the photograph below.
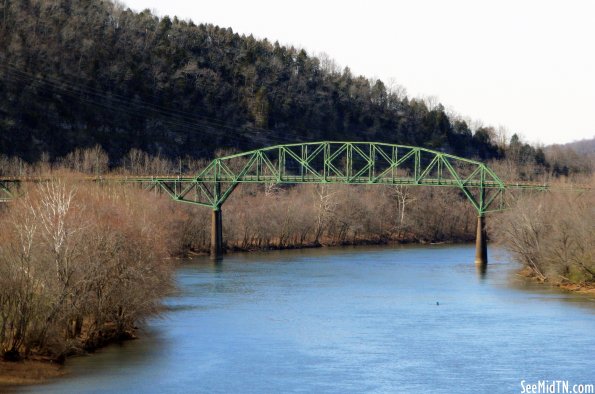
[0,176,175,361]
[59,145,109,175]
[490,177,594,284]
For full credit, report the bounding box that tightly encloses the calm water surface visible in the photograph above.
[17,244,595,393]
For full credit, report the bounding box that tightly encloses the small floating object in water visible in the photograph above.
[436,301,439,306]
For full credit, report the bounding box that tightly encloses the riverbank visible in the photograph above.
[0,360,66,387]
[517,267,595,295]
[4,243,595,388]
[491,185,594,296]
[0,326,139,387]
[0,237,460,388]
[0,181,173,386]
[558,283,595,295]
[227,241,595,296]
[14,244,595,393]
[223,235,441,253]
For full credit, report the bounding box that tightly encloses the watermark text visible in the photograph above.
[521,380,594,394]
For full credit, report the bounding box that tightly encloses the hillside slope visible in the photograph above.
[545,136,595,174]
[0,0,499,162]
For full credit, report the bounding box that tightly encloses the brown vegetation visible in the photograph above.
[174,183,477,253]
[2,147,481,370]
[0,178,175,363]
[1,146,480,256]
[490,176,595,287]
[2,145,592,375]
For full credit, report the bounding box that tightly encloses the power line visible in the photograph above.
[0,62,322,148]
[1,65,274,147]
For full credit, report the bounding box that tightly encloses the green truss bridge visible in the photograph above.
[1,141,560,264]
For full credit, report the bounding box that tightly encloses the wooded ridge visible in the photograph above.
[1,0,535,164]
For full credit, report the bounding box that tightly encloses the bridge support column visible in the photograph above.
[210,208,223,260]
[475,215,488,265]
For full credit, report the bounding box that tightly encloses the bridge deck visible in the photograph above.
[0,175,560,190]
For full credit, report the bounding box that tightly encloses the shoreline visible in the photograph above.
[4,242,593,388]
[187,234,472,256]
[0,328,138,388]
[0,238,442,388]
[555,281,595,295]
[0,359,66,388]
[516,267,595,295]
[0,240,444,388]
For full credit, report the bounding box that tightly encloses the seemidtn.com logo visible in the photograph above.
[521,380,594,394]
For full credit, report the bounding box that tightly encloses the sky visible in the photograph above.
[123,0,595,146]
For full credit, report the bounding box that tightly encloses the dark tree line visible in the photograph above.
[1,0,544,165]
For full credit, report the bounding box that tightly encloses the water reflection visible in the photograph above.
[475,261,487,279]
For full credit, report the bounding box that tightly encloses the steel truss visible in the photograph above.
[132,142,512,215]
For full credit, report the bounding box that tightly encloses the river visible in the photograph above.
[16,244,595,393]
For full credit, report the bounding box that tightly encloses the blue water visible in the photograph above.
[17,245,595,393]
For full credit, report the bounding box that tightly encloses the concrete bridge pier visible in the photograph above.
[210,207,223,260]
[475,215,488,266]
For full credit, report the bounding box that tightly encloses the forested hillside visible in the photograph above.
[544,137,595,175]
[0,0,507,163]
